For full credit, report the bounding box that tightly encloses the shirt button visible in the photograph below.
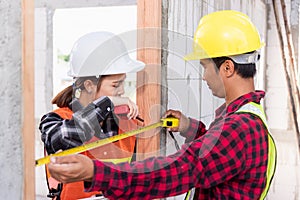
[104,152,107,155]
[107,107,111,111]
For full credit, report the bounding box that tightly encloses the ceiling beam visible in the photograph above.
[35,0,137,9]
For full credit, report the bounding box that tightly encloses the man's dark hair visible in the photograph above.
[212,57,257,78]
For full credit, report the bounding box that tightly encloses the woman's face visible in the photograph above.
[95,73,126,99]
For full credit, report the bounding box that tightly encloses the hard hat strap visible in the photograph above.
[229,51,260,64]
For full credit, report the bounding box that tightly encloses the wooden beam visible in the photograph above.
[36,0,137,9]
[22,0,35,199]
[136,0,162,160]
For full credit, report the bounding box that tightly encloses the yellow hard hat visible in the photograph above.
[185,10,264,60]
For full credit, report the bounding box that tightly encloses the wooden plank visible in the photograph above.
[136,0,162,160]
[36,0,137,9]
[22,0,35,199]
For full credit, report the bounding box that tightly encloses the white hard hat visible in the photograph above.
[68,31,145,77]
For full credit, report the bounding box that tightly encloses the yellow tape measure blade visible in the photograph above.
[35,121,165,167]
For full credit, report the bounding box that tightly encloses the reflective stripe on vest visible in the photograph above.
[184,102,277,200]
[184,188,195,200]
[236,102,277,200]
[101,156,132,164]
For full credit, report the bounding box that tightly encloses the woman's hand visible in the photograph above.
[164,109,190,133]
[108,96,139,120]
[47,154,94,183]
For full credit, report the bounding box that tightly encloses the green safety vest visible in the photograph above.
[184,102,277,200]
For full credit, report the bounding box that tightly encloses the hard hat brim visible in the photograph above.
[101,59,145,75]
[183,50,208,61]
[184,41,265,61]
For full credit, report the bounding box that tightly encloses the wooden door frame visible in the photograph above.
[136,0,162,159]
[22,1,162,196]
[22,0,35,199]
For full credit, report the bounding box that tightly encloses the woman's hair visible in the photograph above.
[51,85,73,108]
[212,56,257,78]
[52,75,107,108]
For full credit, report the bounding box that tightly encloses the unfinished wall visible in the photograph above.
[164,0,267,155]
[265,1,291,130]
[264,0,300,198]
[163,1,267,199]
[35,8,53,120]
[0,1,23,199]
[34,8,54,198]
[164,0,300,199]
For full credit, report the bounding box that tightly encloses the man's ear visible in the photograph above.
[83,80,95,93]
[222,60,235,77]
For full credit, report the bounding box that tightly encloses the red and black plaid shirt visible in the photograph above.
[85,91,268,199]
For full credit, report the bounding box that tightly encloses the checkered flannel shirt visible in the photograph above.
[84,91,269,200]
[40,96,118,154]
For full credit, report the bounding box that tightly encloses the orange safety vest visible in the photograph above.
[45,106,138,200]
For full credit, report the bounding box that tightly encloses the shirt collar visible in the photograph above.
[215,90,265,118]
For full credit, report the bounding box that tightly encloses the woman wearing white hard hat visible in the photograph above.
[39,31,145,200]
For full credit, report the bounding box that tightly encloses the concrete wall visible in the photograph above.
[264,0,300,198]
[34,9,54,198]
[0,1,23,199]
[35,8,53,120]
[164,0,300,199]
[265,1,291,130]
[163,1,268,199]
[164,0,267,156]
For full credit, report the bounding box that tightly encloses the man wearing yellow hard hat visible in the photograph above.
[47,10,276,200]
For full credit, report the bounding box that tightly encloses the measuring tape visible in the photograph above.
[35,117,179,167]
